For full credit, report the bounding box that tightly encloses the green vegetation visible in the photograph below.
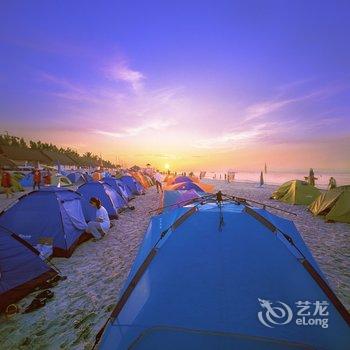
[0,133,115,168]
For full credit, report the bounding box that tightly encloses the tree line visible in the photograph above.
[0,133,116,168]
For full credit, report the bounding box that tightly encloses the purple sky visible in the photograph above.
[0,1,349,171]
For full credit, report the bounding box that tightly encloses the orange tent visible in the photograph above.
[131,172,150,188]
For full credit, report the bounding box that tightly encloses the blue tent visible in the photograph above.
[20,173,37,187]
[0,225,57,311]
[115,179,134,200]
[162,189,203,212]
[120,175,144,195]
[77,182,125,221]
[0,187,88,257]
[67,172,86,184]
[173,181,206,192]
[116,178,134,200]
[102,177,131,202]
[96,201,350,349]
[83,173,94,182]
[173,176,194,183]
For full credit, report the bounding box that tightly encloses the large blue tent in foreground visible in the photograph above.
[96,199,350,349]
[0,225,57,311]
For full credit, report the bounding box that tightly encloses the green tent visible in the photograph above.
[51,174,72,187]
[271,180,321,205]
[309,185,350,223]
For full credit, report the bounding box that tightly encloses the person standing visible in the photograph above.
[1,168,13,198]
[154,170,163,193]
[44,169,51,186]
[33,168,41,190]
[309,168,316,186]
[328,177,337,190]
[86,197,110,240]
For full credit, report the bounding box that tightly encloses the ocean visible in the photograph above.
[202,171,350,189]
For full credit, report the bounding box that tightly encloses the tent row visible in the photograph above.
[271,180,350,223]
[0,174,149,313]
[95,181,350,349]
[0,175,145,258]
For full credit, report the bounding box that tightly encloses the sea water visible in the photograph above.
[202,171,350,189]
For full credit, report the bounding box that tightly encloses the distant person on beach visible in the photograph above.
[33,169,41,190]
[328,177,337,190]
[92,171,101,181]
[84,171,89,182]
[86,197,110,240]
[308,168,316,186]
[154,170,163,193]
[44,169,51,186]
[1,168,13,198]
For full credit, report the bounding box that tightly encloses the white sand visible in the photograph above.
[0,181,349,349]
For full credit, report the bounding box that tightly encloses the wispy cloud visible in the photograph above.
[245,84,346,121]
[94,119,177,138]
[38,72,103,103]
[194,125,267,149]
[106,59,145,92]
[37,70,185,126]
[245,99,295,120]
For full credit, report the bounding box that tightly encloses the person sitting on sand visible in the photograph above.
[86,197,110,240]
[1,168,13,198]
[154,170,163,193]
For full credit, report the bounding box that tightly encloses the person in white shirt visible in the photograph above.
[86,197,110,240]
[154,170,163,193]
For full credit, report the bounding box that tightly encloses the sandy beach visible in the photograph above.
[0,187,159,350]
[0,180,349,350]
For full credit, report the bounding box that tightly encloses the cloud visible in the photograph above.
[37,72,102,103]
[245,84,346,121]
[194,125,266,149]
[106,59,145,91]
[245,99,295,120]
[94,119,177,138]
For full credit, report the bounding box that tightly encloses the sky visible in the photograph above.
[0,1,349,172]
